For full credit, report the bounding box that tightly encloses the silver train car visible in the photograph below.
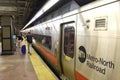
[21,0,120,80]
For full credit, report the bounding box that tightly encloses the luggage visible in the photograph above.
[21,45,26,54]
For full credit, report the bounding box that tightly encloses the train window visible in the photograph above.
[94,17,107,31]
[34,34,52,50]
[64,27,75,58]
[41,36,52,50]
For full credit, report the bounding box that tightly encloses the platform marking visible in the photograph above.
[29,48,58,80]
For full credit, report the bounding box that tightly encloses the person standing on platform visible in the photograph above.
[26,32,32,55]
[16,35,23,53]
[17,35,23,47]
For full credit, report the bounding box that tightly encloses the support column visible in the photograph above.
[1,16,14,55]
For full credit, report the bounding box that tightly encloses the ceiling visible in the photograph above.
[0,0,47,30]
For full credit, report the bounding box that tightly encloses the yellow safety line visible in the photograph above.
[29,48,58,80]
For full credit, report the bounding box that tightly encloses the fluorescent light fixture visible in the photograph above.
[22,0,59,30]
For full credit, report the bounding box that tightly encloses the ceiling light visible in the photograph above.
[22,0,59,30]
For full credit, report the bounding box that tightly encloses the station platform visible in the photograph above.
[0,42,58,80]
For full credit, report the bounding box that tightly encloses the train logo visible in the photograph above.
[78,46,87,63]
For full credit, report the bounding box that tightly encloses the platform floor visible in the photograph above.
[0,52,38,80]
[0,42,58,80]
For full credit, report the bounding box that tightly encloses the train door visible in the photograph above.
[60,21,76,80]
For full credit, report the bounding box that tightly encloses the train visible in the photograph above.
[21,0,120,80]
